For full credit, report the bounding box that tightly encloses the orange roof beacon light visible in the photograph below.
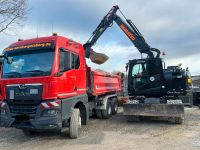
[52,32,58,36]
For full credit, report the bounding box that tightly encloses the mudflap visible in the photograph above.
[123,103,184,123]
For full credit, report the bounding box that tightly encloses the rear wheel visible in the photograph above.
[95,100,112,119]
[96,110,102,119]
[111,97,118,115]
[101,101,112,119]
[69,108,81,139]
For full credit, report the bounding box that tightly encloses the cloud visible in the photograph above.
[0,0,200,75]
[86,43,140,73]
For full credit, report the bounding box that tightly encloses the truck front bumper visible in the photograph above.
[0,101,63,130]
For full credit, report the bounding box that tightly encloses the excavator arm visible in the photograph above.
[84,5,160,64]
[83,6,119,58]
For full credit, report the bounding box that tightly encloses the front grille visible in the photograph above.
[9,105,38,114]
[6,84,43,105]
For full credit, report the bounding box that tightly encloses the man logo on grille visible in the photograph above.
[18,84,28,90]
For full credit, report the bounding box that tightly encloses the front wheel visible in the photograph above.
[22,129,36,136]
[126,116,140,122]
[69,108,81,139]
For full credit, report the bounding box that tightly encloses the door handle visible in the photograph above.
[74,86,77,91]
[70,76,76,79]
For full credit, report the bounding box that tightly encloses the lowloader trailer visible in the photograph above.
[0,34,121,138]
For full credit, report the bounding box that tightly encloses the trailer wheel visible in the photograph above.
[111,97,118,115]
[101,102,112,119]
[69,108,81,139]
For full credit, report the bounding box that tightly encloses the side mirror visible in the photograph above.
[7,57,13,64]
[121,73,125,79]
[54,72,63,77]
[125,63,129,72]
[0,58,3,64]
[0,54,13,64]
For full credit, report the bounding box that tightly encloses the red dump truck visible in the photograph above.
[0,34,121,138]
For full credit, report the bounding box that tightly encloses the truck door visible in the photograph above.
[70,52,86,94]
[59,48,76,96]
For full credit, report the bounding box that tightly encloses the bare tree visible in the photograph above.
[0,0,27,33]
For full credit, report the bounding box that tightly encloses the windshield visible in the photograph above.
[2,49,55,78]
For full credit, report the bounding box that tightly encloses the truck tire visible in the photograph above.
[22,129,36,136]
[101,101,112,119]
[80,106,87,125]
[69,108,81,139]
[126,116,140,122]
[175,117,184,124]
[96,110,102,119]
[111,97,118,115]
[168,117,184,124]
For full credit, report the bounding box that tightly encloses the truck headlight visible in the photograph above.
[42,109,58,117]
[1,102,7,115]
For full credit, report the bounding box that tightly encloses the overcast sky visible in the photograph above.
[0,0,200,75]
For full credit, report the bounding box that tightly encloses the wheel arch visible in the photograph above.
[73,101,88,125]
[61,94,89,126]
[96,94,118,110]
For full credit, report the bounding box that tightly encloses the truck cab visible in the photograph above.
[0,35,121,138]
[0,35,88,131]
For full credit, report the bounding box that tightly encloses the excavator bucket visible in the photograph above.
[89,51,109,64]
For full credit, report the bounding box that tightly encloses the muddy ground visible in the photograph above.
[0,107,200,150]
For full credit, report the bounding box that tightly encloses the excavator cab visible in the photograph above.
[128,58,164,97]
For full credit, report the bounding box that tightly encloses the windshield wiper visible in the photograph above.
[24,70,50,76]
[25,70,46,73]
[4,72,22,78]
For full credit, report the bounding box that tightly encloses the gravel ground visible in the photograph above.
[0,107,200,150]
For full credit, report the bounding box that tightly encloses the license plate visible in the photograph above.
[30,89,38,94]
[126,100,139,104]
[10,90,14,99]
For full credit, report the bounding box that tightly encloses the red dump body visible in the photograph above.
[87,67,121,96]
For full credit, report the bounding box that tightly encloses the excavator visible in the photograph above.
[84,5,192,123]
